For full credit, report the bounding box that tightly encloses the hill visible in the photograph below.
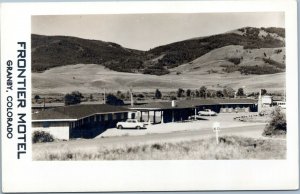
[32,27,285,75]
[170,45,285,75]
[31,34,145,72]
[32,63,285,95]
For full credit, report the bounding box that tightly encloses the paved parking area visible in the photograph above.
[97,113,267,138]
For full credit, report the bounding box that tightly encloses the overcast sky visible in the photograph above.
[32,12,284,51]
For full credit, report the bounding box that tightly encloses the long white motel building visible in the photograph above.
[32,98,258,140]
[32,104,130,140]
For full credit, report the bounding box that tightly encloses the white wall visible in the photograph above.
[262,96,272,105]
[32,126,70,140]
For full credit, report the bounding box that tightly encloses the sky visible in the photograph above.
[32,12,284,51]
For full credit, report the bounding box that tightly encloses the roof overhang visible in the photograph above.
[32,119,77,122]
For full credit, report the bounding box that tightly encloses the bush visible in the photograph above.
[263,108,286,136]
[155,89,162,99]
[64,91,83,105]
[228,57,241,65]
[106,94,124,106]
[32,131,54,143]
[263,58,285,69]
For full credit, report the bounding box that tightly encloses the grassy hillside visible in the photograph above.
[170,45,285,75]
[148,27,284,70]
[32,27,285,75]
[32,63,285,95]
[31,34,145,72]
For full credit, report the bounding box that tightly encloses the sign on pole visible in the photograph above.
[212,122,221,144]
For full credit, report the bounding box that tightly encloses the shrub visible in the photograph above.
[155,89,162,99]
[263,108,286,136]
[263,58,285,69]
[236,88,245,97]
[228,57,241,65]
[32,131,54,143]
[239,65,283,75]
[106,94,124,106]
[221,65,240,73]
[64,91,83,105]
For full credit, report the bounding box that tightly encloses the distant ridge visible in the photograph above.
[32,27,285,75]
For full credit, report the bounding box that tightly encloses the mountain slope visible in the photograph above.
[31,34,145,72]
[31,27,285,75]
[147,27,284,70]
[170,45,285,75]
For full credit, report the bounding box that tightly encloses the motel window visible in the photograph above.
[104,114,108,121]
[42,122,50,128]
[112,114,117,120]
[116,113,121,120]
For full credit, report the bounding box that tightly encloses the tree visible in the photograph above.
[106,94,124,106]
[116,90,122,97]
[177,88,185,98]
[261,89,267,96]
[195,90,200,97]
[170,96,177,100]
[120,94,126,99]
[263,108,286,136]
[207,90,216,98]
[216,90,224,98]
[186,89,191,97]
[199,86,207,98]
[64,91,83,105]
[155,89,162,99]
[223,87,235,98]
[236,88,245,97]
[89,94,93,101]
[34,95,41,102]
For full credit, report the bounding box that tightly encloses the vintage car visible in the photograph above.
[116,119,146,129]
[198,109,217,116]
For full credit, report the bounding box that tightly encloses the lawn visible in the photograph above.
[33,135,286,160]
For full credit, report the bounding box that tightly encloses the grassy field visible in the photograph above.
[32,63,285,95]
[33,135,286,160]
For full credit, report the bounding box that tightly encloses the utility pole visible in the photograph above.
[130,86,134,107]
[258,89,262,113]
[103,88,106,104]
[43,97,46,111]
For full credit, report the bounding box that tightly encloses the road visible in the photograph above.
[33,124,266,151]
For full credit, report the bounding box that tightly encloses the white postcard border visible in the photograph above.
[1,0,298,192]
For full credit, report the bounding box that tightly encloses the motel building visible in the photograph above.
[32,104,129,140]
[130,98,258,124]
[32,98,258,140]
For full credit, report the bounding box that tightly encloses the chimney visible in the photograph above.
[171,100,176,107]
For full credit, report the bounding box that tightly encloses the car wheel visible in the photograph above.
[117,125,123,129]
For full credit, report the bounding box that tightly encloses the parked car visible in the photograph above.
[276,101,286,109]
[116,119,146,129]
[198,109,217,116]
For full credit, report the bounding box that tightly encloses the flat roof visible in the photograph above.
[130,98,257,110]
[32,104,129,121]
